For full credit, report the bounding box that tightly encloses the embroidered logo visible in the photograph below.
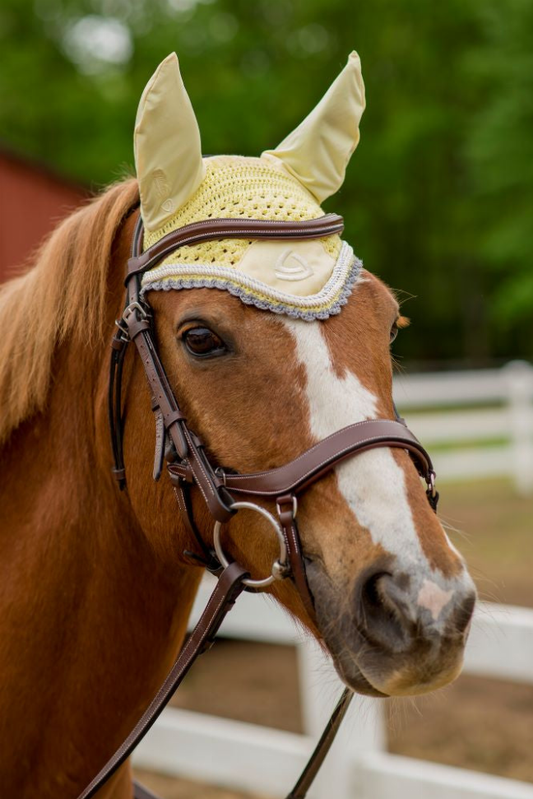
[274,249,314,282]
[153,169,175,215]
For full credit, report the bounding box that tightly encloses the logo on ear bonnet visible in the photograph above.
[274,249,314,282]
[152,169,175,215]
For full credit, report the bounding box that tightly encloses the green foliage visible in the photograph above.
[464,0,533,337]
[0,0,531,363]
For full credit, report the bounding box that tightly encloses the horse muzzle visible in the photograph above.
[306,555,477,697]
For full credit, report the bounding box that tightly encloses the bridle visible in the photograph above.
[82,211,438,799]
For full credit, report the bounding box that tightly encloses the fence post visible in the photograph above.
[503,360,533,495]
[297,638,386,798]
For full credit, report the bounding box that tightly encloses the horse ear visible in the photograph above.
[262,52,365,203]
[134,53,204,232]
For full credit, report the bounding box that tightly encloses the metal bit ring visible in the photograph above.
[213,501,289,589]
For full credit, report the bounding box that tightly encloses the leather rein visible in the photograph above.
[83,212,438,799]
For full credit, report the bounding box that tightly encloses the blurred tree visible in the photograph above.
[0,0,530,364]
[463,0,533,355]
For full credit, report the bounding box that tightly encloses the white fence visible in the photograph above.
[393,360,533,495]
[134,580,533,798]
[134,362,533,797]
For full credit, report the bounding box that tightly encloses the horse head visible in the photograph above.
[121,52,476,699]
[0,48,480,799]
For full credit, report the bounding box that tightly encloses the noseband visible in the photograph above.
[89,212,438,799]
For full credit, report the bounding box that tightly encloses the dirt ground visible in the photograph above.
[134,479,533,798]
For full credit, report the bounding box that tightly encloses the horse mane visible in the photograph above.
[0,178,140,445]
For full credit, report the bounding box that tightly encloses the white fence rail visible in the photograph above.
[393,360,533,494]
[134,580,533,799]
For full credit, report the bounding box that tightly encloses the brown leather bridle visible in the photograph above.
[82,212,438,799]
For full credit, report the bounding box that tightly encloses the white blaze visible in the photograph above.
[284,318,429,568]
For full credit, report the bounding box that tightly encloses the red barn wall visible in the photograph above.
[0,151,88,284]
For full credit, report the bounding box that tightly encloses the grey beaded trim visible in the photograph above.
[142,255,363,321]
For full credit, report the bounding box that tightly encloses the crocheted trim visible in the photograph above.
[142,243,362,321]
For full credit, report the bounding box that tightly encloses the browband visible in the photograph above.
[126,213,345,278]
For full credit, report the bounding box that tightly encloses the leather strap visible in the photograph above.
[108,326,129,490]
[127,214,344,278]
[174,478,222,572]
[131,691,354,799]
[168,419,435,499]
[76,562,248,799]
[126,322,235,524]
[277,495,315,619]
[286,688,353,798]
[133,690,355,799]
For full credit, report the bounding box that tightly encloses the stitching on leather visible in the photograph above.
[229,436,427,496]
[142,215,342,257]
[289,437,425,491]
[174,486,186,515]
[228,421,414,481]
[185,429,217,504]
[228,420,380,479]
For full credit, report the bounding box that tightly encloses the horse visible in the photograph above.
[0,52,476,798]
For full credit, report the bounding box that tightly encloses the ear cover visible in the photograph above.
[262,52,365,203]
[134,53,205,232]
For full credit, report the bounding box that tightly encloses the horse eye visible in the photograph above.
[183,327,226,357]
[390,323,399,343]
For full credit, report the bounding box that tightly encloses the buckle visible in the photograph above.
[276,495,298,519]
[122,301,150,323]
[426,470,439,512]
[113,317,130,343]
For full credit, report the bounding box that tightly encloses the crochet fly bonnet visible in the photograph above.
[135,52,366,320]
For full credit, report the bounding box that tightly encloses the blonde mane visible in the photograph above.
[0,178,140,444]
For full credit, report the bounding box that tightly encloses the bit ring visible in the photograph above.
[213,501,289,588]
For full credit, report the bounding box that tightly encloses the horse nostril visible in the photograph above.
[356,569,414,652]
[361,570,390,610]
[354,563,477,658]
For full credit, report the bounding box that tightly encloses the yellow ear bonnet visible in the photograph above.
[135,53,365,320]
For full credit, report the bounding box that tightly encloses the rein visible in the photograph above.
[89,212,438,799]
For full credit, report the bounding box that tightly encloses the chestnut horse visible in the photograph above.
[0,59,476,799]
[0,178,475,798]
